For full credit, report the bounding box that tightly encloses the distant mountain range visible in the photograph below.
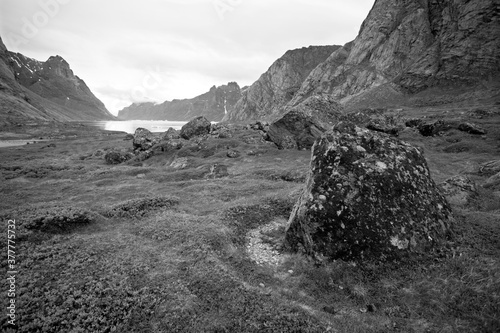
[0,36,115,126]
[117,82,241,122]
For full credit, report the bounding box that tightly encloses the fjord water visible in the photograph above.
[85,120,187,133]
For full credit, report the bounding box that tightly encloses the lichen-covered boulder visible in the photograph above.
[133,128,158,151]
[267,95,343,150]
[284,122,454,261]
[180,116,211,140]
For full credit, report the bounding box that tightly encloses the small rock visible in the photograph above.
[227,150,240,158]
[458,122,486,135]
[323,305,336,314]
[124,133,134,140]
[366,304,377,312]
[288,270,294,274]
[417,120,451,136]
[162,127,180,141]
[104,150,134,165]
[259,283,265,288]
[439,175,477,206]
[206,163,229,178]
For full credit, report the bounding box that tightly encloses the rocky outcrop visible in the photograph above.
[118,82,241,122]
[284,122,454,261]
[289,0,500,108]
[223,45,340,122]
[267,95,344,149]
[180,116,211,140]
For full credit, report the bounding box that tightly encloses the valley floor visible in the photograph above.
[0,110,499,332]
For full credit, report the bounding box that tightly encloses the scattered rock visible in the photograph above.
[416,120,451,136]
[170,157,189,169]
[152,139,184,152]
[130,150,154,162]
[405,118,424,128]
[210,123,233,138]
[206,163,228,179]
[366,117,400,136]
[104,150,134,165]
[180,116,211,140]
[40,143,56,149]
[284,122,454,262]
[162,127,180,141]
[439,176,477,206]
[458,122,486,135]
[227,150,240,158]
[267,95,343,150]
[479,160,500,176]
[133,128,158,151]
[484,172,500,189]
[323,306,336,315]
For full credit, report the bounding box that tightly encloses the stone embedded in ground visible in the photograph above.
[458,122,487,135]
[152,139,184,153]
[439,175,477,206]
[417,120,451,136]
[104,150,134,165]
[227,150,240,158]
[284,122,454,261]
[267,95,343,150]
[206,163,229,178]
[479,159,500,176]
[180,116,211,140]
[133,128,158,151]
[366,117,400,136]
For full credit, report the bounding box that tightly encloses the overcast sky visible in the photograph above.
[0,0,374,115]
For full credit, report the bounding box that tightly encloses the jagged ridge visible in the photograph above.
[118,82,241,122]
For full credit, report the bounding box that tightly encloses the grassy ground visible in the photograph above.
[0,111,499,332]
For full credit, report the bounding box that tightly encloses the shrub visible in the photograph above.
[26,206,96,233]
[104,196,179,218]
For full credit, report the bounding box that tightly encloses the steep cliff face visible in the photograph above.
[223,45,340,122]
[118,82,241,121]
[0,35,114,125]
[9,52,114,120]
[289,0,500,107]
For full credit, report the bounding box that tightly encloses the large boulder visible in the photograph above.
[133,128,158,151]
[267,95,343,150]
[180,116,211,140]
[284,122,454,261]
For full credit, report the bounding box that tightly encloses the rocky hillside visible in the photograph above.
[291,0,500,107]
[0,36,114,126]
[223,45,340,122]
[225,0,500,121]
[118,82,241,122]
